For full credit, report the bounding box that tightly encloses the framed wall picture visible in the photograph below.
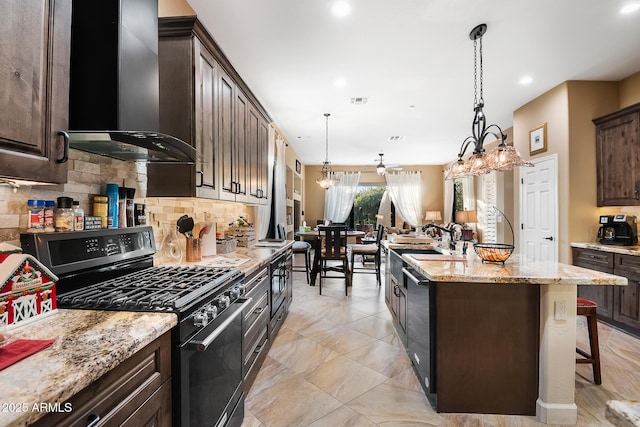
[295,159,302,174]
[529,123,547,155]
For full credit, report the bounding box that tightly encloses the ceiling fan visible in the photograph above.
[375,153,402,176]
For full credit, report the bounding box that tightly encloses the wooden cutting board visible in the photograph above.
[390,236,434,244]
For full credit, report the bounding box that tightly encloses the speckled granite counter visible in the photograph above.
[402,252,628,286]
[0,309,177,427]
[571,242,640,256]
[607,400,640,427]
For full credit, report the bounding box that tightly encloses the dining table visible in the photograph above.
[295,229,366,285]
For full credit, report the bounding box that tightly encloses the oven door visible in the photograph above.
[179,298,252,427]
[270,256,286,316]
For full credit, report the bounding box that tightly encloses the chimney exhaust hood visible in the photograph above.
[66,0,195,164]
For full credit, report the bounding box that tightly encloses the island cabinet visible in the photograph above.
[242,266,270,392]
[33,332,172,427]
[573,246,640,336]
[594,102,640,206]
[0,0,71,184]
[149,16,270,205]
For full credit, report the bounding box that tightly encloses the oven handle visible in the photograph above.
[186,297,253,352]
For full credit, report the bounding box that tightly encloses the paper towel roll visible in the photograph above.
[201,222,217,257]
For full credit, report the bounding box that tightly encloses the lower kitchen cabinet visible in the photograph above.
[242,266,270,391]
[573,247,640,337]
[33,332,172,427]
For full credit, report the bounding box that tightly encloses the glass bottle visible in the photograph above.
[27,200,43,233]
[44,200,55,232]
[73,200,84,231]
[55,197,74,232]
[93,196,108,228]
[118,186,127,228]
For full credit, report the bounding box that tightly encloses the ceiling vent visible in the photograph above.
[387,136,406,142]
[349,97,368,104]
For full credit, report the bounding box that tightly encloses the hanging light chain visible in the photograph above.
[473,38,478,107]
[479,34,484,103]
[325,113,330,162]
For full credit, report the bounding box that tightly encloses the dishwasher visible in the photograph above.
[403,266,437,406]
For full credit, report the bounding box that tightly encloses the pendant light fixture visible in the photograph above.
[376,153,387,176]
[316,113,339,189]
[445,24,532,180]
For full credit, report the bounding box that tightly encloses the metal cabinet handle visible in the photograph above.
[635,190,639,200]
[57,131,69,163]
[543,236,554,241]
[393,284,400,297]
[86,414,100,427]
[196,170,204,187]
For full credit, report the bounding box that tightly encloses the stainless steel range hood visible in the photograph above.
[66,0,195,164]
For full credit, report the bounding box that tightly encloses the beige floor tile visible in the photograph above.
[345,339,413,378]
[320,304,372,326]
[388,367,423,393]
[268,334,341,373]
[307,406,377,427]
[240,409,265,427]
[346,380,444,426]
[246,356,298,400]
[313,324,378,355]
[347,314,396,340]
[246,375,342,427]
[303,355,389,403]
[348,298,389,315]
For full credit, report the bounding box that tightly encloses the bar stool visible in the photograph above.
[292,241,312,284]
[576,297,602,385]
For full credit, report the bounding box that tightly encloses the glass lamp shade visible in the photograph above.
[316,175,338,189]
[485,145,534,171]
[376,163,386,176]
[467,152,491,175]
[445,160,468,180]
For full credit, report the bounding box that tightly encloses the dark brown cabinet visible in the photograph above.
[573,246,640,336]
[33,332,172,427]
[594,103,640,206]
[242,267,270,391]
[150,16,271,204]
[0,0,71,184]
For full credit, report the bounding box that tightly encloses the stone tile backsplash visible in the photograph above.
[0,150,253,247]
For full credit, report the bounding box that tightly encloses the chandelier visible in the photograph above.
[445,24,532,180]
[316,113,339,189]
[376,153,386,176]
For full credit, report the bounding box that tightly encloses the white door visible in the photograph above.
[520,155,558,262]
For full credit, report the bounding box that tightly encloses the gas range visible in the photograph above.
[20,226,249,427]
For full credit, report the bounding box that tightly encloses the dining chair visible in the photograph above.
[317,225,350,295]
[349,225,384,285]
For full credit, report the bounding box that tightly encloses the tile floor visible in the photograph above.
[241,257,640,427]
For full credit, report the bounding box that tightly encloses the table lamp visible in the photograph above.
[424,211,442,223]
[455,210,477,240]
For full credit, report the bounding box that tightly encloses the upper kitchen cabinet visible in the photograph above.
[0,0,71,184]
[149,16,271,204]
[594,102,640,206]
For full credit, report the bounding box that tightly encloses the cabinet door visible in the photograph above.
[595,111,640,206]
[258,116,270,204]
[613,254,640,330]
[194,39,218,198]
[572,247,614,318]
[218,68,236,200]
[234,90,248,202]
[0,0,70,183]
[247,106,261,202]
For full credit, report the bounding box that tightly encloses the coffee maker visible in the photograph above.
[598,214,638,245]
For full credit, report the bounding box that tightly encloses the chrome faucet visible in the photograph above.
[422,224,457,252]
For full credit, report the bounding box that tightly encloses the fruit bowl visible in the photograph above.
[474,243,514,264]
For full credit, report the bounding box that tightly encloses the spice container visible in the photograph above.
[126,188,135,227]
[44,200,55,232]
[134,203,146,225]
[27,200,44,233]
[118,186,127,228]
[106,183,119,229]
[55,197,74,232]
[73,200,84,231]
[93,196,108,228]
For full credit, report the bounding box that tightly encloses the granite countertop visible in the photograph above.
[0,309,177,427]
[607,400,640,427]
[174,240,294,275]
[381,240,438,251]
[571,242,640,256]
[401,251,628,286]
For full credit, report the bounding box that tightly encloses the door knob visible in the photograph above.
[543,236,554,241]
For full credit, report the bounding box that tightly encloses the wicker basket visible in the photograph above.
[474,243,514,264]
[473,206,515,265]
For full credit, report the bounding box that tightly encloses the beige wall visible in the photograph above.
[304,165,444,227]
[158,0,195,17]
[620,71,640,108]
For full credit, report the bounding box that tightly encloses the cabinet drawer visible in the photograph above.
[614,253,640,276]
[244,290,269,332]
[572,247,614,271]
[243,301,269,356]
[243,324,268,376]
[34,332,171,427]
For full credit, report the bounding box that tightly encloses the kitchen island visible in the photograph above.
[389,247,627,425]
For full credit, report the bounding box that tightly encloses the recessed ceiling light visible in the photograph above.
[621,3,640,13]
[331,1,351,17]
[334,78,347,88]
[519,75,533,85]
[349,97,368,104]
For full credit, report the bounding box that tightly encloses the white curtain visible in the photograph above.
[385,171,422,227]
[273,133,287,232]
[324,172,360,223]
[461,175,476,210]
[443,176,454,224]
[255,126,277,240]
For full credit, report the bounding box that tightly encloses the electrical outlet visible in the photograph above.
[554,300,567,321]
